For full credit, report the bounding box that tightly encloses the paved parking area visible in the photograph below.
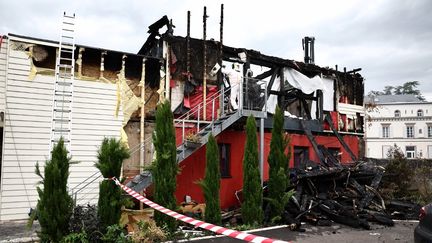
[189,220,417,243]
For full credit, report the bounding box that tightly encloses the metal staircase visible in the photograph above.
[127,79,268,192]
[50,12,76,154]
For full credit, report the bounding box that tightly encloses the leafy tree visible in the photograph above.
[152,101,178,233]
[368,81,425,101]
[34,137,73,242]
[198,134,221,224]
[96,138,130,230]
[241,115,263,225]
[266,106,293,223]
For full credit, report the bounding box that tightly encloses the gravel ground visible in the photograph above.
[0,220,39,243]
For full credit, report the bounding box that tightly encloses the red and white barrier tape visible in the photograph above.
[111,177,290,243]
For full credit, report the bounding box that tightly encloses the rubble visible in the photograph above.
[231,160,421,230]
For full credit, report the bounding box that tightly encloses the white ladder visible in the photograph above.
[50,12,76,155]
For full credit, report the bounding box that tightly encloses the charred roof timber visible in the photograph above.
[138,6,365,108]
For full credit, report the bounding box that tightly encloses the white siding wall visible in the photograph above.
[0,37,7,112]
[0,39,123,221]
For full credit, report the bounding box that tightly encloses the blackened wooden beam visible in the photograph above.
[254,68,274,80]
[324,114,357,161]
[266,68,279,97]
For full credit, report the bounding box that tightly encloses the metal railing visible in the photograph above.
[70,75,268,205]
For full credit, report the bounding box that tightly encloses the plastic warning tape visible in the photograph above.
[112,178,290,243]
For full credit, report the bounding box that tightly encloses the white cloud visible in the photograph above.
[1,0,431,96]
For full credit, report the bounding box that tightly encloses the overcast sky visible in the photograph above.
[1,0,431,100]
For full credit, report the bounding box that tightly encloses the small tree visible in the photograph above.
[34,137,73,242]
[266,105,293,223]
[382,145,413,198]
[96,138,130,229]
[152,101,178,233]
[199,134,221,224]
[241,115,263,225]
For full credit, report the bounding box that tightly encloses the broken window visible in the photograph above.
[31,45,57,69]
[125,55,143,81]
[294,146,309,168]
[81,48,101,78]
[103,52,122,80]
[218,143,231,178]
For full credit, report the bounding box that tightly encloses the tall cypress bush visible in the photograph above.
[199,134,221,224]
[152,101,178,233]
[34,137,73,242]
[241,115,263,225]
[95,138,130,230]
[266,105,293,223]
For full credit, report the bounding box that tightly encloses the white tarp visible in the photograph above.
[283,67,324,94]
[322,77,334,111]
[265,68,335,116]
[284,68,335,111]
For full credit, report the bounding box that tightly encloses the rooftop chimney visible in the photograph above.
[302,36,315,64]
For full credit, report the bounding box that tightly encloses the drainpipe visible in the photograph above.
[260,118,264,185]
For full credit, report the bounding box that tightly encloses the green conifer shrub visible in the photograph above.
[199,134,221,224]
[95,138,130,230]
[241,115,263,225]
[266,105,293,223]
[34,137,73,242]
[152,101,178,233]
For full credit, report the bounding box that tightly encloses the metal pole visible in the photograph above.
[260,118,264,185]
[182,120,185,158]
[219,4,224,118]
[140,58,146,172]
[197,104,201,133]
[203,6,208,119]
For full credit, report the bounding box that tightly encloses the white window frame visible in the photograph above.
[406,146,416,159]
[382,125,390,138]
[406,125,414,138]
[417,109,423,117]
[428,125,432,138]
[394,110,401,117]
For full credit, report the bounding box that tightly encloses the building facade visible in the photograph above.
[365,95,432,159]
[0,15,366,221]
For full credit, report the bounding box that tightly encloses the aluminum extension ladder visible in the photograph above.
[49,12,76,155]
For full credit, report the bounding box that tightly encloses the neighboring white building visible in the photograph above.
[365,95,432,159]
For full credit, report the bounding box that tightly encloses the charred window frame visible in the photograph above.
[294,146,309,168]
[218,143,231,178]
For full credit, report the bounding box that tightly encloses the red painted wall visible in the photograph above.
[174,129,360,209]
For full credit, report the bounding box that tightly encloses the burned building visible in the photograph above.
[0,10,364,221]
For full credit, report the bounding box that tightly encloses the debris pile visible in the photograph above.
[277,161,420,230]
[230,161,421,230]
